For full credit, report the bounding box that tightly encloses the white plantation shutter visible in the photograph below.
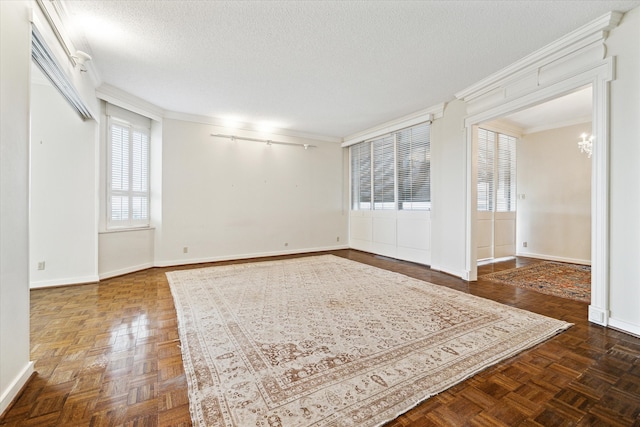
[372,135,395,209]
[496,134,516,212]
[350,142,372,210]
[477,128,517,212]
[107,107,150,228]
[397,123,430,210]
[110,124,129,193]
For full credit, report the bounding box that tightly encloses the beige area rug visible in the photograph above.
[166,255,571,427]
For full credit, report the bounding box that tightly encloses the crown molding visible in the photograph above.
[164,111,341,144]
[455,11,623,103]
[341,102,445,148]
[96,84,165,121]
[521,115,592,135]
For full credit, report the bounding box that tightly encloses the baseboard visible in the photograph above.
[515,252,591,266]
[588,305,608,325]
[30,274,99,289]
[154,245,350,268]
[608,317,640,338]
[430,264,469,281]
[0,361,34,416]
[99,262,154,280]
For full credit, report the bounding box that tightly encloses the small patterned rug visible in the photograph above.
[481,261,591,303]
[167,255,571,427]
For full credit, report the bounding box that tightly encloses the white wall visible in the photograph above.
[154,118,347,265]
[30,74,99,288]
[516,123,592,264]
[0,0,34,415]
[98,229,154,279]
[607,7,640,335]
[430,100,469,279]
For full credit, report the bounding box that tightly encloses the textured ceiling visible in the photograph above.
[63,1,640,139]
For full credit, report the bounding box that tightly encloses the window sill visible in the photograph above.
[99,226,155,235]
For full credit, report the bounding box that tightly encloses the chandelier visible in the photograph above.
[579,133,593,158]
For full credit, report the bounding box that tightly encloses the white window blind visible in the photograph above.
[350,142,372,210]
[397,123,430,210]
[350,122,431,211]
[477,128,516,212]
[477,128,495,212]
[496,133,516,212]
[372,135,395,210]
[107,110,150,228]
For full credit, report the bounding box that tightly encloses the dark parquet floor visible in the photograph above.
[1,250,638,426]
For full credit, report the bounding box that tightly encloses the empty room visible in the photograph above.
[1,1,639,426]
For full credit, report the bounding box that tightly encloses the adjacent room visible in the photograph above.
[2,1,639,426]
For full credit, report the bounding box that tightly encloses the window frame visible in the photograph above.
[350,122,431,212]
[106,116,150,230]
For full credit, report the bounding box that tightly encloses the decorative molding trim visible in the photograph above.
[430,264,471,281]
[30,275,99,289]
[153,245,350,268]
[589,306,608,326]
[455,11,623,103]
[463,59,614,127]
[608,317,640,338]
[341,103,445,148]
[96,84,165,122]
[590,60,613,328]
[458,12,620,328]
[0,361,35,417]
[164,111,341,144]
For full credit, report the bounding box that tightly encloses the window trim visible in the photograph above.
[106,116,150,230]
[350,121,431,212]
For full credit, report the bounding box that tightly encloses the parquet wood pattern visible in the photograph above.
[1,250,638,426]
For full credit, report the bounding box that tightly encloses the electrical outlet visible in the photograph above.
[522,242,528,248]
[37,261,45,270]
[183,247,188,253]
[336,236,340,242]
[284,242,289,247]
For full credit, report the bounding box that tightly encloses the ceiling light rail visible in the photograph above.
[210,133,315,149]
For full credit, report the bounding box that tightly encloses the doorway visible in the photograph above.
[475,87,593,267]
[462,55,613,326]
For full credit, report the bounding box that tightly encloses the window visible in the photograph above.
[107,113,150,228]
[372,135,395,209]
[496,133,516,212]
[350,141,372,210]
[350,122,431,211]
[397,123,430,210]
[477,128,516,212]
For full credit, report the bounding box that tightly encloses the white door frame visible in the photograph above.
[455,12,622,327]
[461,59,613,326]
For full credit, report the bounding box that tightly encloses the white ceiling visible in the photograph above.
[62,1,639,139]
